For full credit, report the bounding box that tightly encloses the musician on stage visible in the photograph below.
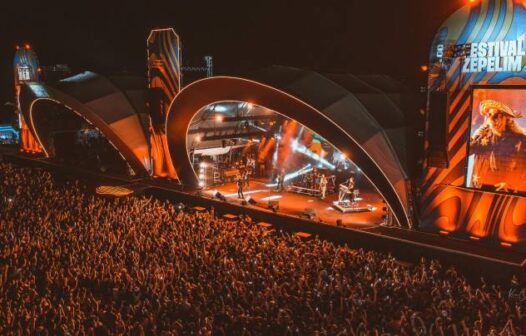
[276,169,285,192]
[243,169,250,187]
[311,168,319,189]
[246,155,256,171]
[319,174,328,200]
[338,174,356,203]
[347,175,355,202]
[237,175,245,199]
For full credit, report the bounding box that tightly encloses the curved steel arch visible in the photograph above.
[166,76,410,228]
[23,94,149,176]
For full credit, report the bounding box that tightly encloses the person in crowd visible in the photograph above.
[0,161,525,335]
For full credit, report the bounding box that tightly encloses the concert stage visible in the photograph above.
[204,179,383,229]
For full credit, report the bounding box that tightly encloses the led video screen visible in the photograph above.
[466,87,526,195]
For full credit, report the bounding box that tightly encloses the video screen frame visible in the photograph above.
[465,84,526,197]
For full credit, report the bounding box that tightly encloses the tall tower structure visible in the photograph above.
[13,44,42,153]
[147,28,181,178]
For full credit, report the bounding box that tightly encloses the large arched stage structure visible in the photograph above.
[166,76,412,228]
[19,72,151,176]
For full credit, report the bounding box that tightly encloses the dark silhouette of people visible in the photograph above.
[0,162,523,335]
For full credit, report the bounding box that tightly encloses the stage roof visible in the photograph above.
[249,66,409,206]
[251,66,410,172]
[19,71,151,175]
[167,69,413,227]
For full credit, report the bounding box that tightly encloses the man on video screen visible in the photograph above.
[470,99,526,193]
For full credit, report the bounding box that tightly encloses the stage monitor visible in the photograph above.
[466,86,526,195]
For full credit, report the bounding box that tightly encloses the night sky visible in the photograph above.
[1,0,465,103]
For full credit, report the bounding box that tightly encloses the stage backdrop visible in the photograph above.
[422,0,526,250]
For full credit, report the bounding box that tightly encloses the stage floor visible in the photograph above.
[204,179,384,229]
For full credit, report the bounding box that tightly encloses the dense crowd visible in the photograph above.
[0,162,525,335]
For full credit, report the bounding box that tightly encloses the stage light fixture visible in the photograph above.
[215,192,226,202]
[291,139,299,151]
[213,104,228,112]
[303,207,316,220]
[268,200,279,212]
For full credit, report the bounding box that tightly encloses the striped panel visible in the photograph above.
[147,28,181,106]
[147,28,181,179]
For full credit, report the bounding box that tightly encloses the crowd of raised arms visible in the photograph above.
[0,162,525,335]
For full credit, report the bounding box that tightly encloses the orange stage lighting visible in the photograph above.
[276,119,298,167]
[420,65,429,72]
[258,137,275,161]
[242,139,253,155]
[257,136,267,152]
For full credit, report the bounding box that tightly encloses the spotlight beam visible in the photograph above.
[291,139,335,170]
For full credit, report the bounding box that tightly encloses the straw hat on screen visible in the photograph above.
[479,99,522,118]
